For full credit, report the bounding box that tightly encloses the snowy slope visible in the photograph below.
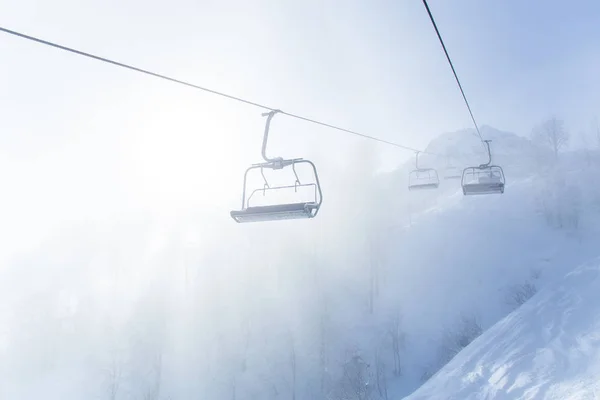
[374,129,600,396]
[404,258,600,400]
[377,170,600,396]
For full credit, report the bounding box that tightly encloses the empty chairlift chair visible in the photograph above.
[408,151,440,191]
[461,140,505,196]
[443,157,462,180]
[230,110,323,223]
[444,167,463,180]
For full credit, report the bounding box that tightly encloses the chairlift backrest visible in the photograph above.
[408,166,439,190]
[461,164,505,195]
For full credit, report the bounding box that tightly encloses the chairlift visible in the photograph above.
[230,110,323,223]
[443,156,462,180]
[461,140,505,195]
[444,166,462,180]
[408,151,439,190]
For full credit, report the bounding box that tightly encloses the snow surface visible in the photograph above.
[404,258,600,400]
[376,171,600,396]
[369,127,600,396]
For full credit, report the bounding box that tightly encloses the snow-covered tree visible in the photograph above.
[531,116,569,161]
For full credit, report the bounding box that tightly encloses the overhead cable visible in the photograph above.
[0,26,440,156]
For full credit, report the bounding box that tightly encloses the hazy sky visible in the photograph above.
[1,0,599,260]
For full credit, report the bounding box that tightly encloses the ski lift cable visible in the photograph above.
[421,0,488,151]
[0,25,441,157]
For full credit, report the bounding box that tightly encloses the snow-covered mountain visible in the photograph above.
[404,258,600,400]
[412,125,540,178]
[380,126,539,200]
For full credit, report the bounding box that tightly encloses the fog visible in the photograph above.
[2,0,600,399]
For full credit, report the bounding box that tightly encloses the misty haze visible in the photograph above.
[1,1,600,399]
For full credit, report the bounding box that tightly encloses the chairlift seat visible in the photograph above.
[443,167,462,180]
[231,159,323,223]
[462,182,505,196]
[408,164,439,191]
[231,202,319,223]
[408,182,440,190]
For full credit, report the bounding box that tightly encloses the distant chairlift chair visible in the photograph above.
[461,140,505,196]
[408,151,440,191]
[230,110,323,223]
[444,166,463,180]
[443,157,463,180]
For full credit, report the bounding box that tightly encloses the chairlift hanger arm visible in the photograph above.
[259,110,302,169]
[261,110,282,164]
[479,139,492,168]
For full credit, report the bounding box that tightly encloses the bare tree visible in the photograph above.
[288,330,297,400]
[315,275,331,397]
[105,349,123,400]
[387,311,404,377]
[319,311,328,396]
[374,348,388,400]
[334,354,372,400]
[531,117,569,160]
[142,353,163,400]
[579,130,592,166]
[593,117,600,149]
[437,314,482,367]
[368,234,381,315]
[591,117,600,166]
[230,374,236,400]
[505,281,537,309]
[240,317,251,373]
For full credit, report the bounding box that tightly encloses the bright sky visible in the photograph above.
[1,0,599,259]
